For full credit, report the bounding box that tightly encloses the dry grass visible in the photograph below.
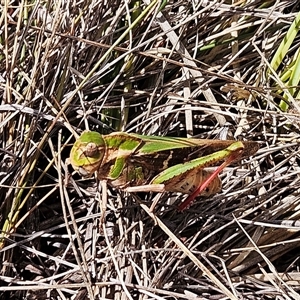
[1,0,300,299]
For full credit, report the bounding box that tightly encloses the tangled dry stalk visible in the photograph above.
[1,0,300,299]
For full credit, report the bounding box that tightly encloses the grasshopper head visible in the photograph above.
[70,131,105,177]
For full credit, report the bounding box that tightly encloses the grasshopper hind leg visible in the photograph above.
[176,169,222,211]
[164,168,222,199]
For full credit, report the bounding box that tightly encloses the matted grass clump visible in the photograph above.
[1,0,300,299]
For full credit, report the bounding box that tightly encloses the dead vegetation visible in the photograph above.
[1,0,300,299]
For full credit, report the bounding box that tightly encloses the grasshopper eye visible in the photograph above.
[84,142,99,158]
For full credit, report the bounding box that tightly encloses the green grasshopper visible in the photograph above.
[69,131,259,211]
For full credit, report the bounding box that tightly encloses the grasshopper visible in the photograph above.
[69,131,258,211]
